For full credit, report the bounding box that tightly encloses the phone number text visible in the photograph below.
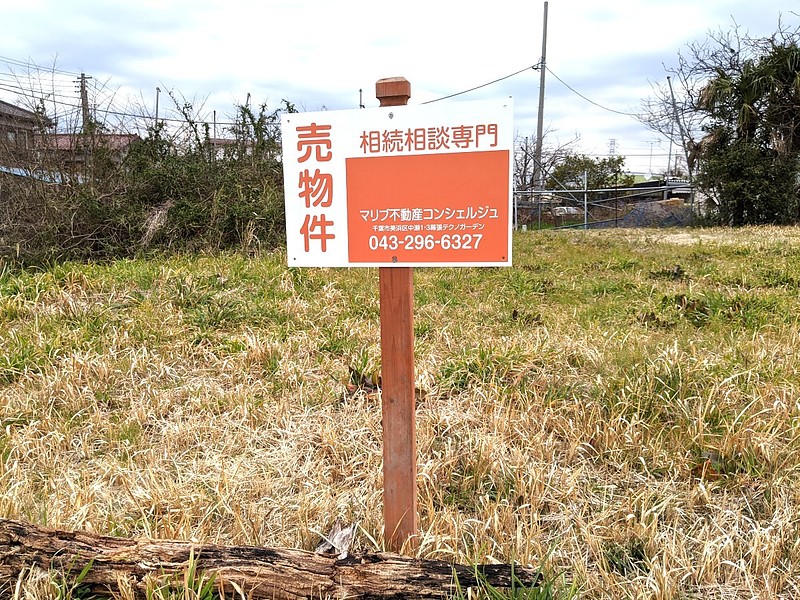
[367,233,483,251]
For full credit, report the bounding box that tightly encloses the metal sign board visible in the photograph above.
[281,98,513,267]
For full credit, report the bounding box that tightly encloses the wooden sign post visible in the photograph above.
[281,84,513,554]
[375,77,418,552]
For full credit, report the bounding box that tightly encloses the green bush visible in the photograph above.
[0,101,291,264]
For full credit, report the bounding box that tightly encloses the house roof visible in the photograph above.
[44,133,142,151]
[0,99,49,126]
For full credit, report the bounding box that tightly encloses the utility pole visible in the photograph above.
[667,75,695,218]
[155,86,161,127]
[76,72,93,177]
[667,76,691,174]
[532,1,548,193]
[77,73,92,135]
[609,139,620,226]
[583,169,588,230]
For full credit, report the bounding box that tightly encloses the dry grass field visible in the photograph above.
[3,226,800,598]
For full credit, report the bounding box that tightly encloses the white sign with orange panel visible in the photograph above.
[281,98,513,267]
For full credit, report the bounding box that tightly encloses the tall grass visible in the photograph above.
[3,227,800,598]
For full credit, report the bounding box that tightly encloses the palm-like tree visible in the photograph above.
[693,36,800,225]
[759,41,800,156]
[698,41,800,156]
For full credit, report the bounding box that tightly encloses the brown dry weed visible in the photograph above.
[3,227,800,598]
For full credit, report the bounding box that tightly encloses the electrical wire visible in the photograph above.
[0,77,79,96]
[545,66,642,118]
[9,54,643,133]
[0,82,238,128]
[2,51,641,124]
[422,63,540,104]
[0,54,81,78]
[3,52,544,127]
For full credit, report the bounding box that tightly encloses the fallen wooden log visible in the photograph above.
[0,518,542,599]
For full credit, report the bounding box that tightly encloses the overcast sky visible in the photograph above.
[1,0,796,174]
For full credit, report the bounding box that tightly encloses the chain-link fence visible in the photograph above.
[514,179,697,230]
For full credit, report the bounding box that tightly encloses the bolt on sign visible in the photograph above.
[281,98,513,267]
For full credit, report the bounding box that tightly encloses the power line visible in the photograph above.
[3,54,591,133]
[546,66,641,118]
[4,51,541,125]
[0,54,81,78]
[422,64,540,104]
[0,72,75,89]
[0,75,80,96]
[0,85,82,104]
[0,81,238,128]
[0,83,79,108]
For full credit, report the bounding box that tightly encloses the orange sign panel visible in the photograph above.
[346,151,509,264]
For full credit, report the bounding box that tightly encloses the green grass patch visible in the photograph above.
[4,228,800,599]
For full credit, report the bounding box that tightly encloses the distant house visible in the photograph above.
[0,100,52,166]
[208,136,256,159]
[40,132,142,172]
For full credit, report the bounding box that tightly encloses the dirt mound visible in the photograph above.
[591,200,692,228]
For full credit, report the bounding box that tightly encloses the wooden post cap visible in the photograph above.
[376,77,411,107]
